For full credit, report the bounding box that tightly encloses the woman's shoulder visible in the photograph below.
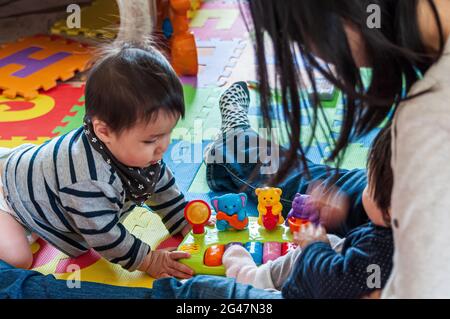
[399,38,450,118]
[396,75,450,138]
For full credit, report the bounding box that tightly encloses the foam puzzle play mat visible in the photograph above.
[0,0,379,288]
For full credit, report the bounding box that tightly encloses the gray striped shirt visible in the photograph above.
[0,127,188,271]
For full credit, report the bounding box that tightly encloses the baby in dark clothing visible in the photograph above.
[223,124,394,299]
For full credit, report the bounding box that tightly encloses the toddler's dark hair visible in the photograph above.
[85,41,185,134]
[367,124,393,225]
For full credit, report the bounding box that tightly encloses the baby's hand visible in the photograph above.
[139,249,194,279]
[293,223,329,249]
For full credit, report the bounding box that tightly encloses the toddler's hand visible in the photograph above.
[293,223,329,249]
[139,249,194,279]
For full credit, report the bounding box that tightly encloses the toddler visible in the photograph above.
[0,42,195,279]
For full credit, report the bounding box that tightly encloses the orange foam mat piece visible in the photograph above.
[31,207,171,288]
[0,35,93,100]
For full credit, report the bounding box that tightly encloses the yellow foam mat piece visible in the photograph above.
[31,207,171,288]
[0,36,92,99]
[0,137,51,148]
[51,0,119,39]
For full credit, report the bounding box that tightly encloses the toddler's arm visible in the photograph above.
[59,180,150,271]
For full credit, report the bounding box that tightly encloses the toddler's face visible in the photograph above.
[95,110,179,168]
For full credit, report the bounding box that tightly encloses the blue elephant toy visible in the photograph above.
[211,193,249,231]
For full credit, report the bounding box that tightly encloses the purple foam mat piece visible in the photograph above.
[0,47,70,78]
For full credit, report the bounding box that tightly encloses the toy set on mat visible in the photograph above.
[0,35,92,99]
[178,188,319,276]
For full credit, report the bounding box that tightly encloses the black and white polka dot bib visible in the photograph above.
[83,116,161,206]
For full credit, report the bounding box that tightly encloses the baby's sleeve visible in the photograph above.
[145,161,189,235]
[282,234,392,299]
[59,180,150,271]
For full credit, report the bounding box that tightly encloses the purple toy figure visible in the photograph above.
[285,193,320,226]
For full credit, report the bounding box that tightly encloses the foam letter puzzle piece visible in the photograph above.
[190,8,248,41]
[31,208,167,288]
[190,9,239,30]
[0,36,92,99]
[52,97,86,137]
[181,39,246,88]
[0,84,85,140]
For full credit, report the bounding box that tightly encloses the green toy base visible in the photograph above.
[178,217,293,276]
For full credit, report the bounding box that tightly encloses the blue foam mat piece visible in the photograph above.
[163,139,213,192]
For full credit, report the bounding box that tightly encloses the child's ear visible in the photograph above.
[211,198,220,212]
[239,193,247,207]
[275,188,282,196]
[92,118,113,144]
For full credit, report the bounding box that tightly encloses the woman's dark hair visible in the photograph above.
[367,124,393,224]
[85,41,185,134]
[243,0,445,183]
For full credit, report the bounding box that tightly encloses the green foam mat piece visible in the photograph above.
[188,163,211,193]
[52,97,86,136]
[322,143,370,170]
[175,85,221,140]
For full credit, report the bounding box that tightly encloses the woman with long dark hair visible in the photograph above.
[204,0,450,298]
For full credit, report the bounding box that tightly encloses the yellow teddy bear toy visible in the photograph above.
[255,187,284,230]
